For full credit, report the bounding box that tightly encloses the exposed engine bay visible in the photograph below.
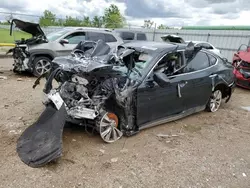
[17,40,142,167]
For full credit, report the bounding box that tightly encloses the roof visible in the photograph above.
[182,26,250,30]
[113,29,146,34]
[122,41,187,51]
[58,27,113,33]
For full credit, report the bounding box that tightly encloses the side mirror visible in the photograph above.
[153,72,170,87]
[59,39,69,45]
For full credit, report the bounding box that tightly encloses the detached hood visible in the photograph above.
[10,19,46,38]
[161,35,185,44]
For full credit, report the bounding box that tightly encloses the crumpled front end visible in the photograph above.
[10,45,31,72]
[233,58,250,89]
[17,40,141,167]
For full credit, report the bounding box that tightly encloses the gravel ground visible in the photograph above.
[1,58,250,188]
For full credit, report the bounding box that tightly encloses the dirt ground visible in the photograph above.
[0,58,250,188]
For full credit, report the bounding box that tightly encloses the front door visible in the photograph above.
[136,51,188,127]
[55,32,86,56]
[136,76,186,126]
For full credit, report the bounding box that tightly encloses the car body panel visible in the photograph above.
[232,44,250,89]
[186,41,222,57]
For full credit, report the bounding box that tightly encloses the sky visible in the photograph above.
[0,0,249,27]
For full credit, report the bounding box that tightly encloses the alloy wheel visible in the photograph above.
[99,112,123,143]
[35,59,51,75]
[209,90,222,112]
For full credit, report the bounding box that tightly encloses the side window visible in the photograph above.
[184,52,210,73]
[137,33,147,40]
[120,32,135,40]
[154,52,184,76]
[64,32,86,44]
[104,34,117,42]
[207,54,217,65]
[87,32,105,41]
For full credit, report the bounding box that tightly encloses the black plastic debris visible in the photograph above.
[16,104,67,168]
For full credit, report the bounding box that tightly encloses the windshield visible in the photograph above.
[46,29,70,41]
[112,50,154,80]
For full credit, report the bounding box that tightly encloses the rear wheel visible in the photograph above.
[33,56,52,77]
[206,89,222,112]
[98,111,123,143]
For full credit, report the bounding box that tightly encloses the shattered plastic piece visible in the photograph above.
[243,173,247,177]
[241,106,250,112]
[0,76,7,80]
[111,158,118,163]
[16,104,67,168]
[17,78,23,81]
[99,149,105,154]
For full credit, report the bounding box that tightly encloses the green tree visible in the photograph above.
[103,4,125,28]
[92,16,103,27]
[64,16,81,26]
[157,24,169,29]
[82,16,92,27]
[39,10,56,26]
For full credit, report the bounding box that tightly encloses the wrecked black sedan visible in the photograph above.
[17,40,235,167]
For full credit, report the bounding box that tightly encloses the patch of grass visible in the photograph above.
[0,29,31,43]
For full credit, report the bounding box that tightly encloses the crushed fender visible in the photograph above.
[16,104,67,168]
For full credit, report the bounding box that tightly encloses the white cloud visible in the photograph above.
[0,0,250,27]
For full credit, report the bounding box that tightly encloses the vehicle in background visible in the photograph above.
[232,44,250,89]
[113,29,147,42]
[186,40,222,57]
[7,19,123,77]
[161,35,185,43]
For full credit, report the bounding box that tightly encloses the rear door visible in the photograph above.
[181,51,214,109]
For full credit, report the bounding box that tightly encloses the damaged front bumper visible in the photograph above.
[11,45,32,72]
[234,68,250,89]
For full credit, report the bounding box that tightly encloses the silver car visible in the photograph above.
[8,19,123,76]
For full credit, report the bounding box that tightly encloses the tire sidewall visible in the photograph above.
[206,89,222,112]
[32,56,52,77]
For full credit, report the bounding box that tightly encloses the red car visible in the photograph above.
[232,44,250,89]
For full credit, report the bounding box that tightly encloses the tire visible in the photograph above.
[98,110,125,143]
[32,56,52,77]
[206,89,222,112]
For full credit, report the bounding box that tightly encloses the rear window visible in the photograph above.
[119,32,135,40]
[104,34,117,42]
[137,33,147,40]
[87,32,105,41]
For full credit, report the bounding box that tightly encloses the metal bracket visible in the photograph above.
[177,83,182,98]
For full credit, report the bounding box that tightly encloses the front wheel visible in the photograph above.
[33,56,52,77]
[98,111,123,143]
[206,89,222,112]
